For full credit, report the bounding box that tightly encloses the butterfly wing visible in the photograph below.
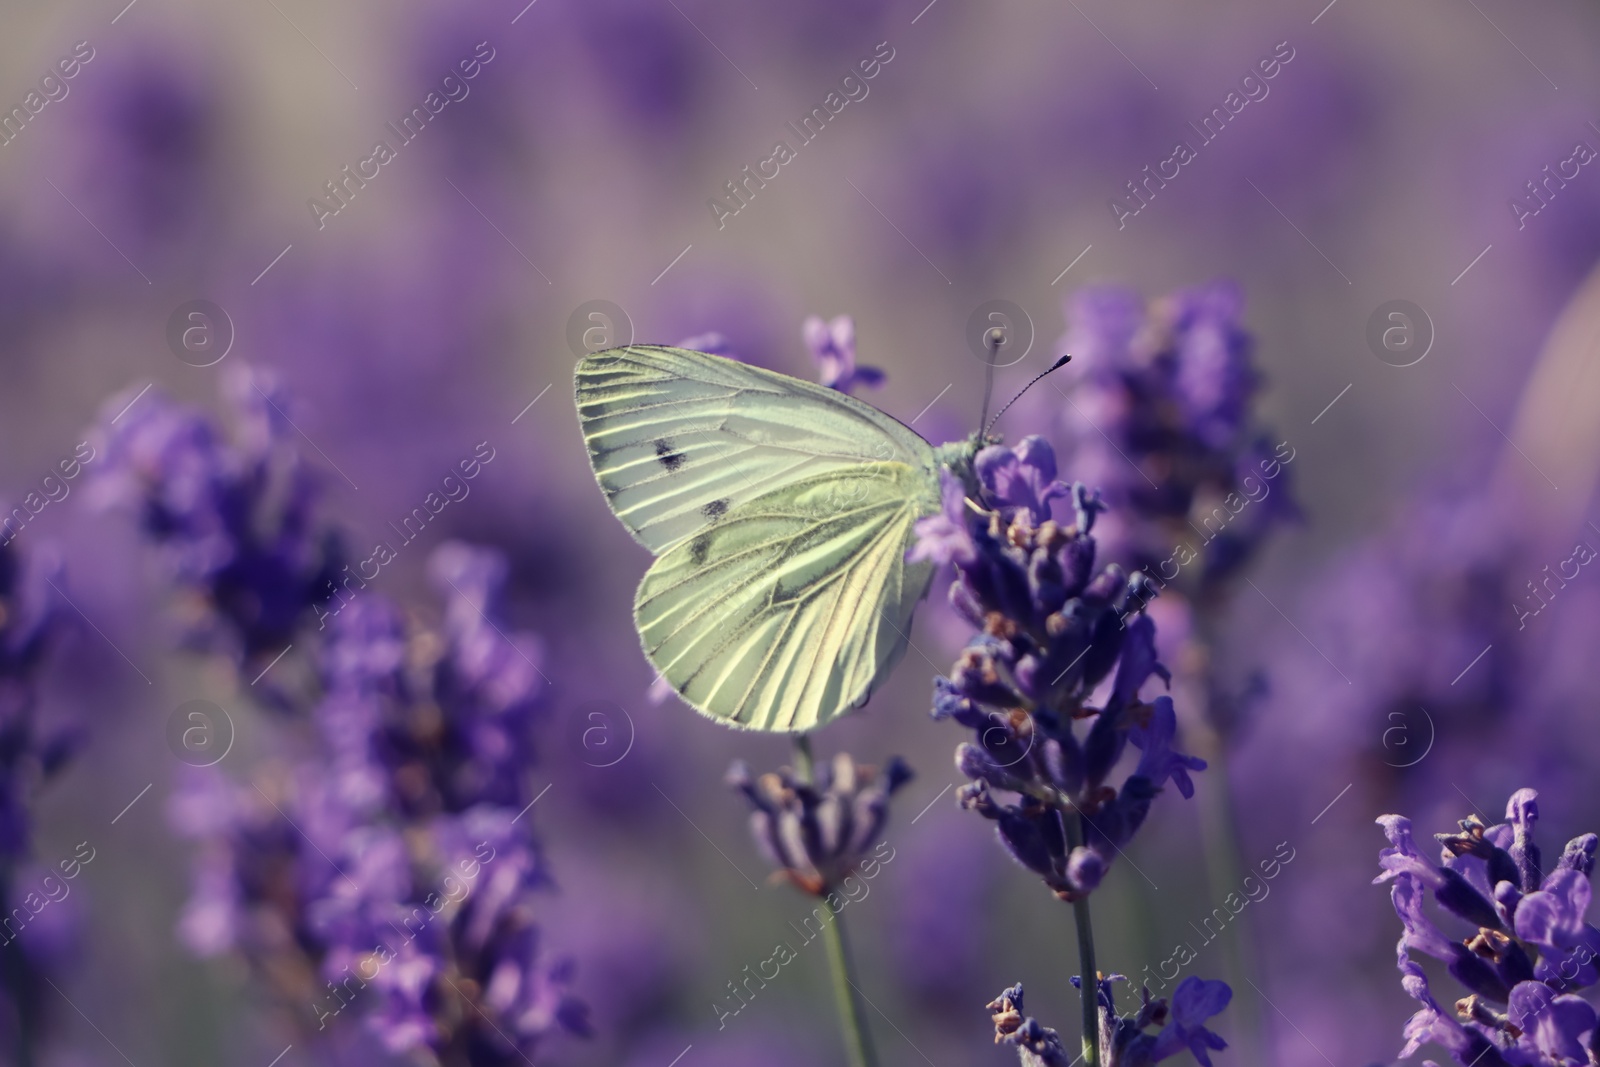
[634,462,939,732]
[576,345,936,553]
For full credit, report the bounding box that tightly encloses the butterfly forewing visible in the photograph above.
[576,345,936,553]
[634,463,938,731]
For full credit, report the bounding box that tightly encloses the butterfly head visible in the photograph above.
[934,433,987,503]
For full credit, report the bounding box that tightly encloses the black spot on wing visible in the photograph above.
[689,534,711,565]
[654,438,685,473]
[701,499,728,520]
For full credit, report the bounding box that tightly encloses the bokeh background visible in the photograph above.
[2,0,1600,1064]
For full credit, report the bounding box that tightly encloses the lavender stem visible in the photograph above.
[1067,813,1101,1067]
[1190,620,1263,1066]
[792,734,878,1067]
[793,732,815,782]
[820,901,878,1067]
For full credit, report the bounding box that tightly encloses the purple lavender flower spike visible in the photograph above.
[802,314,885,394]
[1164,282,1255,451]
[172,556,585,1060]
[88,367,342,670]
[0,536,77,1056]
[926,443,1200,901]
[995,975,1234,1067]
[1050,281,1296,601]
[112,364,587,1062]
[1379,787,1600,1065]
[56,51,220,272]
[727,751,911,896]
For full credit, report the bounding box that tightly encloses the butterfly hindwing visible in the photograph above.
[576,345,936,553]
[634,462,938,731]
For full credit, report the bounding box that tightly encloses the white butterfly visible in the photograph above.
[576,345,980,733]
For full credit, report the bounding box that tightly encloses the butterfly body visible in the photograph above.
[576,345,975,732]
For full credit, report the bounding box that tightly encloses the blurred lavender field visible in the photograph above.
[2,1,1600,1065]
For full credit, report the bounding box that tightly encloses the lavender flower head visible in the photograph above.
[803,314,884,395]
[88,365,341,667]
[0,535,79,1055]
[989,976,1231,1067]
[105,366,585,1059]
[727,751,911,895]
[916,435,1202,900]
[1053,282,1297,601]
[0,539,72,864]
[1377,787,1600,1066]
[173,543,585,1061]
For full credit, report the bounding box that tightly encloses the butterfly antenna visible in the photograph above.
[983,353,1073,439]
[977,328,1001,435]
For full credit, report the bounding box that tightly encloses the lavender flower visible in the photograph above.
[975,437,1071,525]
[0,536,77,1057]
[906,470,975,569]
[102,366,585,1060]
[557,0,704,132]
[172,542,586,1061]
[727,751,911,895]
[1224,485,1563,1067]
[802,314,884,395]
[919,436,1200,900]
[675,314,886,396]
[989,976,1231,1067]
[1377,787,1600,1066]
[88,365,341,669]
[0,542,72,863]
[319,543,548,819]
[1052,282,1297,602]
[56,50,221,274]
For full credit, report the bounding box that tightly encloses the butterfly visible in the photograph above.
[575,345,984,733]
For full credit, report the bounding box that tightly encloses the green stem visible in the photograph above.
[1,872,32,1067]
[1066,814,1101,1067]
[793,732,816,783]
[791,734,877,1067]
[1189,614,1262,1066]
[819,900,878,1067]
